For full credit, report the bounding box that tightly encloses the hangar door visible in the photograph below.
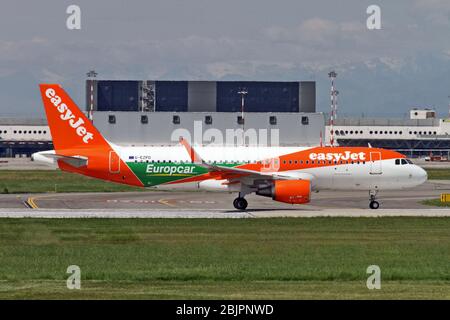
[370,152,382,175]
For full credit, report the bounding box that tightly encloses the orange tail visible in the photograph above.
[39,84,106,151]
[39,84,143,187]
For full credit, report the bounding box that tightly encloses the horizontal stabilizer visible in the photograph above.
[32,150,88,168]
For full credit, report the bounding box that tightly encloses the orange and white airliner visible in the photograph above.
[33,84,428,210]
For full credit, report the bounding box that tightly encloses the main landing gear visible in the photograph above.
[233,194,248,210]
[369,190,380,209]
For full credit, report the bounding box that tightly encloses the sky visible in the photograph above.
[0,0,449,118]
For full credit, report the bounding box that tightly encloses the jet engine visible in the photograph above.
[256,180,311,204]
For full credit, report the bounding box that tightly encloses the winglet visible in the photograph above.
[179,137,203,164]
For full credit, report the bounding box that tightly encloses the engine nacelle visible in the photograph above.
[256,180,311,204]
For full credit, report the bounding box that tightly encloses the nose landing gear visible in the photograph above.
[369,190,379,209]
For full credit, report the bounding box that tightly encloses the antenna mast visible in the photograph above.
[328,71,338,146]
[86,70,97,121]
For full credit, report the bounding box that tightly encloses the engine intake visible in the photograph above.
[256,180,311,204]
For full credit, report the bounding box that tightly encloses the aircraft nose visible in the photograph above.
[414,165,427,185]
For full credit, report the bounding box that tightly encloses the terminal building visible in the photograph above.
[325,108,450,157]
[0,118,51,157]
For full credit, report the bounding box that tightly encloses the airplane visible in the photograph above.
[32,84,428,210]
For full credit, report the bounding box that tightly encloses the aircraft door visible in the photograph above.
[370,152,382,174]
[109,151,121,173]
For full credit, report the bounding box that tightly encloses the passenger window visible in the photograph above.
[395,159,400,165]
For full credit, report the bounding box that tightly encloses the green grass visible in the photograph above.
[0,170,143,193]
[0,218,449,299]
[421,198,450,207]
[425,168,450,180]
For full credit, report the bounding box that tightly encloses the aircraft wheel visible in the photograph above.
[233,197,248,210]
[369,201,380,209]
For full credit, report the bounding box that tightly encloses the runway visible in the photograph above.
[0,181,450,217]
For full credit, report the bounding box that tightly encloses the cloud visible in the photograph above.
[41,68,66,83]
[0,1,450,117]
[414,0,450,10]
[413,0,450,26]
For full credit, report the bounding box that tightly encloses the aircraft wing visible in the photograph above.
[178,138,311,181]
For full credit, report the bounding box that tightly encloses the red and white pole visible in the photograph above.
[328,71,337,147]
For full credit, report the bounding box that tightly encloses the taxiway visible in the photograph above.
[0,181,449,217]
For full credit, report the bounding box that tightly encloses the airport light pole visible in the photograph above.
[87,70,97,121]
[328,71,337,146]
[238,88,248,145]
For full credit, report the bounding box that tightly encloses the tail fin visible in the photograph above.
[39,84,107,151]
[38,84,143,187]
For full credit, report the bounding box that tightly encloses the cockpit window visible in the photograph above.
[395,158,412,165]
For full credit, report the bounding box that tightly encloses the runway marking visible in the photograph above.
[24,194,69,209]
[26,197,38,209]
[158,198,176,207]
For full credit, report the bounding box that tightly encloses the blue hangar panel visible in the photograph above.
[97,81,139,111]
[155,81,188,112]
[216,82,299,112]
